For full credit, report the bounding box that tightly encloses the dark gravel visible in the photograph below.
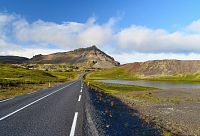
[83,86,162,136]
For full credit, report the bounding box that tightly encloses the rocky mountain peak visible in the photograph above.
[73,45,99,52]
[29,45,120,68]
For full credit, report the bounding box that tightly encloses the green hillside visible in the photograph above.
[0,64,80,99]
[87,65,200,83]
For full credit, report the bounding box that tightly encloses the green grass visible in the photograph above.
[0,83,55,100]
[86,80,158,94]
[163,131,173,136]
[0,64,80,100]
[86,66,139,80]
[47,71,80,81]
[87,66,200,83]
[0,64,80,84]
[0,64,57,84]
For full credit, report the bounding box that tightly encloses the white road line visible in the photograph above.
[0,97,14,103]
[80,89,82,93]
[0,81,76,121]
[69,112,78,136]
[78,95,81,102]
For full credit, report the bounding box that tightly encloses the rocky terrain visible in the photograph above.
[124,60,200,76]
[116,89,200,135]
[28,45,120,68]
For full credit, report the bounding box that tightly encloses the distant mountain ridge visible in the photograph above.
[28,45,120,68]
[124,59,200,75]
[3,48,200,73]
[0,56,29,64]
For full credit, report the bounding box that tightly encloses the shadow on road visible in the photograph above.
[87,88,162,136]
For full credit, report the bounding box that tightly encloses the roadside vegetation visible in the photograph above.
[163,131,173,136]
[0,64,80,100]
[85,80,158,94]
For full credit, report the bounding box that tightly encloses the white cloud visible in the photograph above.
[13,17,114,50]
[0,38,20,51]
[0,13,15,27]
[77,22,113,46]
[187,19,200,33]
[1,13,200,63]
[112,52,200,64]
[115,25,200,53]
[0,47,65,58]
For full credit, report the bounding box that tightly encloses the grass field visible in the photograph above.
[0,64,80,100]
[86,80,158,94]
[87,66,200,83]
[86,67,138,80]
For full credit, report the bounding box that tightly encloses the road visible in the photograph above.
[0,79,84,136]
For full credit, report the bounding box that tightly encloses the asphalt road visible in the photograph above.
[0,79,84,136]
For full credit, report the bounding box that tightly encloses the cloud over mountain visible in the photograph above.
[1,12,200,62]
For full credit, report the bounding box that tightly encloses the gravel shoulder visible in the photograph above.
[83,85,162,136]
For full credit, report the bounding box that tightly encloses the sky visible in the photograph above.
[1,0,200,63]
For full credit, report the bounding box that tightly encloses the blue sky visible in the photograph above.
[1,0,200,63]
[1,0,200,30]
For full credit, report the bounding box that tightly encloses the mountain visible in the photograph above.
[0,56,29,64]
[29,45,120,68]
[124,60,200,76]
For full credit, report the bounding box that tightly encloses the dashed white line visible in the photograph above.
[80,89,82,93]
[69,112,78,136]
[78,95,81,102]
[0,97,14,103]
[0,81,76,121]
